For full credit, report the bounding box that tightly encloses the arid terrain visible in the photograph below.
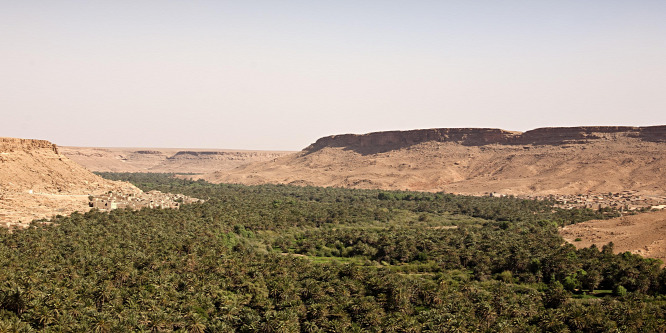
[3,126,666,263]
[0,138,140,228]
[206,126,666,196]
[60,146,293,174]
[561,210,666,264]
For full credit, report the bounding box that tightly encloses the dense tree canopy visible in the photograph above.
[0,173,664,332]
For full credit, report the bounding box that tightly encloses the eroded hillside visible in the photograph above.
[206,126,666,196]
[60,147,293,174]
[0,138,140,228]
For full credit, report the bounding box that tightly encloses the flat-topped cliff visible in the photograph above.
[305,126,666,154]
[208,125,666,196]
[305,128,520,154]
[518,126,666,145]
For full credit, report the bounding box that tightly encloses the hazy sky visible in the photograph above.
[2,1,665,150]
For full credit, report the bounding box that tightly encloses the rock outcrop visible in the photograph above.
[0,137,59,154]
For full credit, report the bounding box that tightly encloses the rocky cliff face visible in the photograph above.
[304,128,519,154]
[305,126,666,154]
[518,126,666,145]
[0,137,59,154]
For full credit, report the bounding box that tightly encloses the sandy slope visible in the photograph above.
[560,210,666,264]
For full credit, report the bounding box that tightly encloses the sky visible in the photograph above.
[1,1,665,150]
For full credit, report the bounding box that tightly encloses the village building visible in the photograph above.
[89,190,198,212]
[520,191,666,212]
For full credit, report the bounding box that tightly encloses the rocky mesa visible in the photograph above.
[206,125,666,196]
[304,126,666,154]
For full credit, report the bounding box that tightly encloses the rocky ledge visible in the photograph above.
[304,126,666,154]
[0,137,59,154]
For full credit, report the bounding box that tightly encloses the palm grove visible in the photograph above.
[1,173,665,332]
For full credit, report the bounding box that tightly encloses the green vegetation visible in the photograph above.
[1,172,664,332]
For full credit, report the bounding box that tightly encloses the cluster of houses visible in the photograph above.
[89,190,199,212]
[525,191,666,211]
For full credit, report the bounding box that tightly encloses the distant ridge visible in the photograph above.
[305,126,666,154]
[206,125,666,196]
[60,147,294,174]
